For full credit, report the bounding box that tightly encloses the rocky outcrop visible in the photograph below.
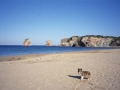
[23,38,31,46]
[109,37,120,46]
[45,40,52,46]
[59,38,69,46]
[69,36,79,47]
[79,36,115,47]
[59,35,120,47]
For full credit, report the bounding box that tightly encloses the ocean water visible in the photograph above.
[0,45,119,56]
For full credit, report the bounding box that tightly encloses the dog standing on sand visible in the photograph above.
[78,68,91,80]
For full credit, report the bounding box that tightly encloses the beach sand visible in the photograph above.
[0,49,120,90]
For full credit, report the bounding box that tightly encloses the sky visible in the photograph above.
[0,0,120,45]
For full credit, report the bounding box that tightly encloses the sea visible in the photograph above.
[0,45,119,56]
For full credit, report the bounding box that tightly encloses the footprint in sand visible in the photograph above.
[106,88,110,90]
[104,79,108,83]
[109,83,114,86]
[36,59,39,61]
[39,86,42,89]
[45,82,51,86]
[37,87,41,90]
[28,84,35,89]
[58,79,62,82]
[96,82,100,85]
[85,87,91,90]
[44,79,50,84]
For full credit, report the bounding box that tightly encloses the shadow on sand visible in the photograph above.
[67,75,81,80]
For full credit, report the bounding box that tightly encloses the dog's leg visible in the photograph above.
[88,77,91,81]
[81,76,84,80]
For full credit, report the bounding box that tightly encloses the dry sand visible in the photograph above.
[0,49,120,90]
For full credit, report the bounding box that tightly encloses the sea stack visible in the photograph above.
[45,40,52,46]
[23,38,31,46]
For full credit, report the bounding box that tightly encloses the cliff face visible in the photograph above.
[45,40,52,46]
[110,37,120,46]
[59,38,69,46]
[23,38,31,46]
[59,35,120,47]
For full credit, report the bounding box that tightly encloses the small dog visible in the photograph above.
[78,68,91,80]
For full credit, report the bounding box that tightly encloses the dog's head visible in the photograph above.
[78,68,82,74]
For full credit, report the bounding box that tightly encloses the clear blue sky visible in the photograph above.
[0,0,120,45]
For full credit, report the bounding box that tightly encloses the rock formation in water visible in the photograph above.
[59,35,120,47]
[45,40,52,46]
[59,38,69,46]
[23,38,31,46]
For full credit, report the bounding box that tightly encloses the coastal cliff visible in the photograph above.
[23,38,31,46]
[59,35,120,47]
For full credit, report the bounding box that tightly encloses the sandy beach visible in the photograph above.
[0,49,120,90]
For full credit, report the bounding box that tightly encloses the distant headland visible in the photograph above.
[22,35,120,47]
[59,35,120,47]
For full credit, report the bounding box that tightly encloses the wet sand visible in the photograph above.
[0,49,120,90]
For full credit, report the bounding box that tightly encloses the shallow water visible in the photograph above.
[0,45,119,56]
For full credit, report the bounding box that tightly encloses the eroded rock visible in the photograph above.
[45,40,52,46]
[23,38,31,46]
[59,35,120,47]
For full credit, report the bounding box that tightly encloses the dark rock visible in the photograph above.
[59,35,120,47]
[59,38,70,46]
[110,37,120,46]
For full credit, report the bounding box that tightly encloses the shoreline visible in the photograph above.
[0,48,120,62]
